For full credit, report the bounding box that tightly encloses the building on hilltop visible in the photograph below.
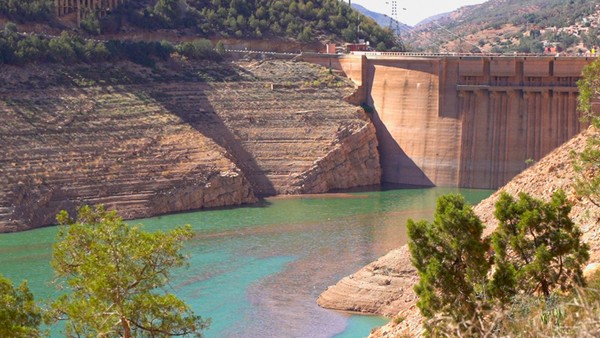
[55,0,125,27]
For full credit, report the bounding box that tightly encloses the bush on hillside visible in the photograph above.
[0,0,53,22]
[491,191,589,299]
[408,190,589,336]
[0,25,222,66]
[114,0,399,50]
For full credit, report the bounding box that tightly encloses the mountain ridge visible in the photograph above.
[351,3,411,35]
[407,0,600,54]
[0,0,401,52]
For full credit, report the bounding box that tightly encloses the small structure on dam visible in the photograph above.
[301,53,595,189]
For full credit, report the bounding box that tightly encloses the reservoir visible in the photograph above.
[0,187,492,337]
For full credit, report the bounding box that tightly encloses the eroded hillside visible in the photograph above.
[0,59,381,232]
[408,0,600,54]
[318,127,600,337]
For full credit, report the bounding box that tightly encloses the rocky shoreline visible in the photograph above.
[318,127,600,337]
[0,59,381,232]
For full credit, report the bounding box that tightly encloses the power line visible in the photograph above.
[384,13,449,52]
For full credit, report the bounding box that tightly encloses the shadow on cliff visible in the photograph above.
[365,63,434,187]
[145,84,277,197]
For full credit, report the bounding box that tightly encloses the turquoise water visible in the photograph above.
[0,187,492,337]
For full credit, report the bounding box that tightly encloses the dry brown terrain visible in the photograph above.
[318,127,600,337]
[0,58,381,232]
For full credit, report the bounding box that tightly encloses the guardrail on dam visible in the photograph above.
[300,53,596,189]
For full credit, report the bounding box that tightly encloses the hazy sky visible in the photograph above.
[350,0,488,26]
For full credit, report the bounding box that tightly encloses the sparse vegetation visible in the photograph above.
[574,58,600,218]
[393,315,405,324]
[408,0,600,53]
[0,27,223,66]
[450,269,600,337]
[408,191,589,336]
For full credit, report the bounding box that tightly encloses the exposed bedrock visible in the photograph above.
[288,122,381,194]
[316,245,417,317]
[0,60,381,232]
[318,127,600,337]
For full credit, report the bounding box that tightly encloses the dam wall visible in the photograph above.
[310,54,594,189]
[455,57,587,188]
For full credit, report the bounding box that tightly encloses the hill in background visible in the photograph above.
[405,0,600,54]
[351,3,411,36]
[0,0,401,53]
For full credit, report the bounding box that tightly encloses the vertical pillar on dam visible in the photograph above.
[457,57,591,188]
[455,57,535,188]
[455,57,589,188]
[365,55,592,189]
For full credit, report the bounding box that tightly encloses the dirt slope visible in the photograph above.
[318,127,599,337]
[0,59,381,232]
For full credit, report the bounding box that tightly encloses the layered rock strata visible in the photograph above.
[0,60,381,232]
[0,84,256,233]
[318,127,600,337]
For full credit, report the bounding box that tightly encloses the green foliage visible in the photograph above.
[3,0,399,49]
[0,0,53,22]
[153,0,181,27]
[408,194,490,329]
[49,205,210,337]
[0,26,223,66]
[491,191,589,298]
[582,28,600,49]
[408,191,589,335]
[578,58,600,121]
[176,39,221,61]
[80,11,102,35]
[574,58,600,217]
[115,0,398,50]
[0,274,43,338]
[572,129,600,210]
[215,39,226,55]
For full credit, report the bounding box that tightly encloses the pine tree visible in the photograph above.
[408,194,490,330]
[491,191,589,298]
[0,274,42,337]
[49,205,210,338]
[574,58,600,214]
[408,191,590,335]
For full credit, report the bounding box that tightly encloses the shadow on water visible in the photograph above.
[149,197,274,222]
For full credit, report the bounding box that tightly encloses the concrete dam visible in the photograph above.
[302,54,595,189]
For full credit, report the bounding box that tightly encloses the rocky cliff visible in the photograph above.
[318,127,600,337]
[0,59,381,232]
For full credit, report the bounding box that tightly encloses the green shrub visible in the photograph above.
[408,191,589,335]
